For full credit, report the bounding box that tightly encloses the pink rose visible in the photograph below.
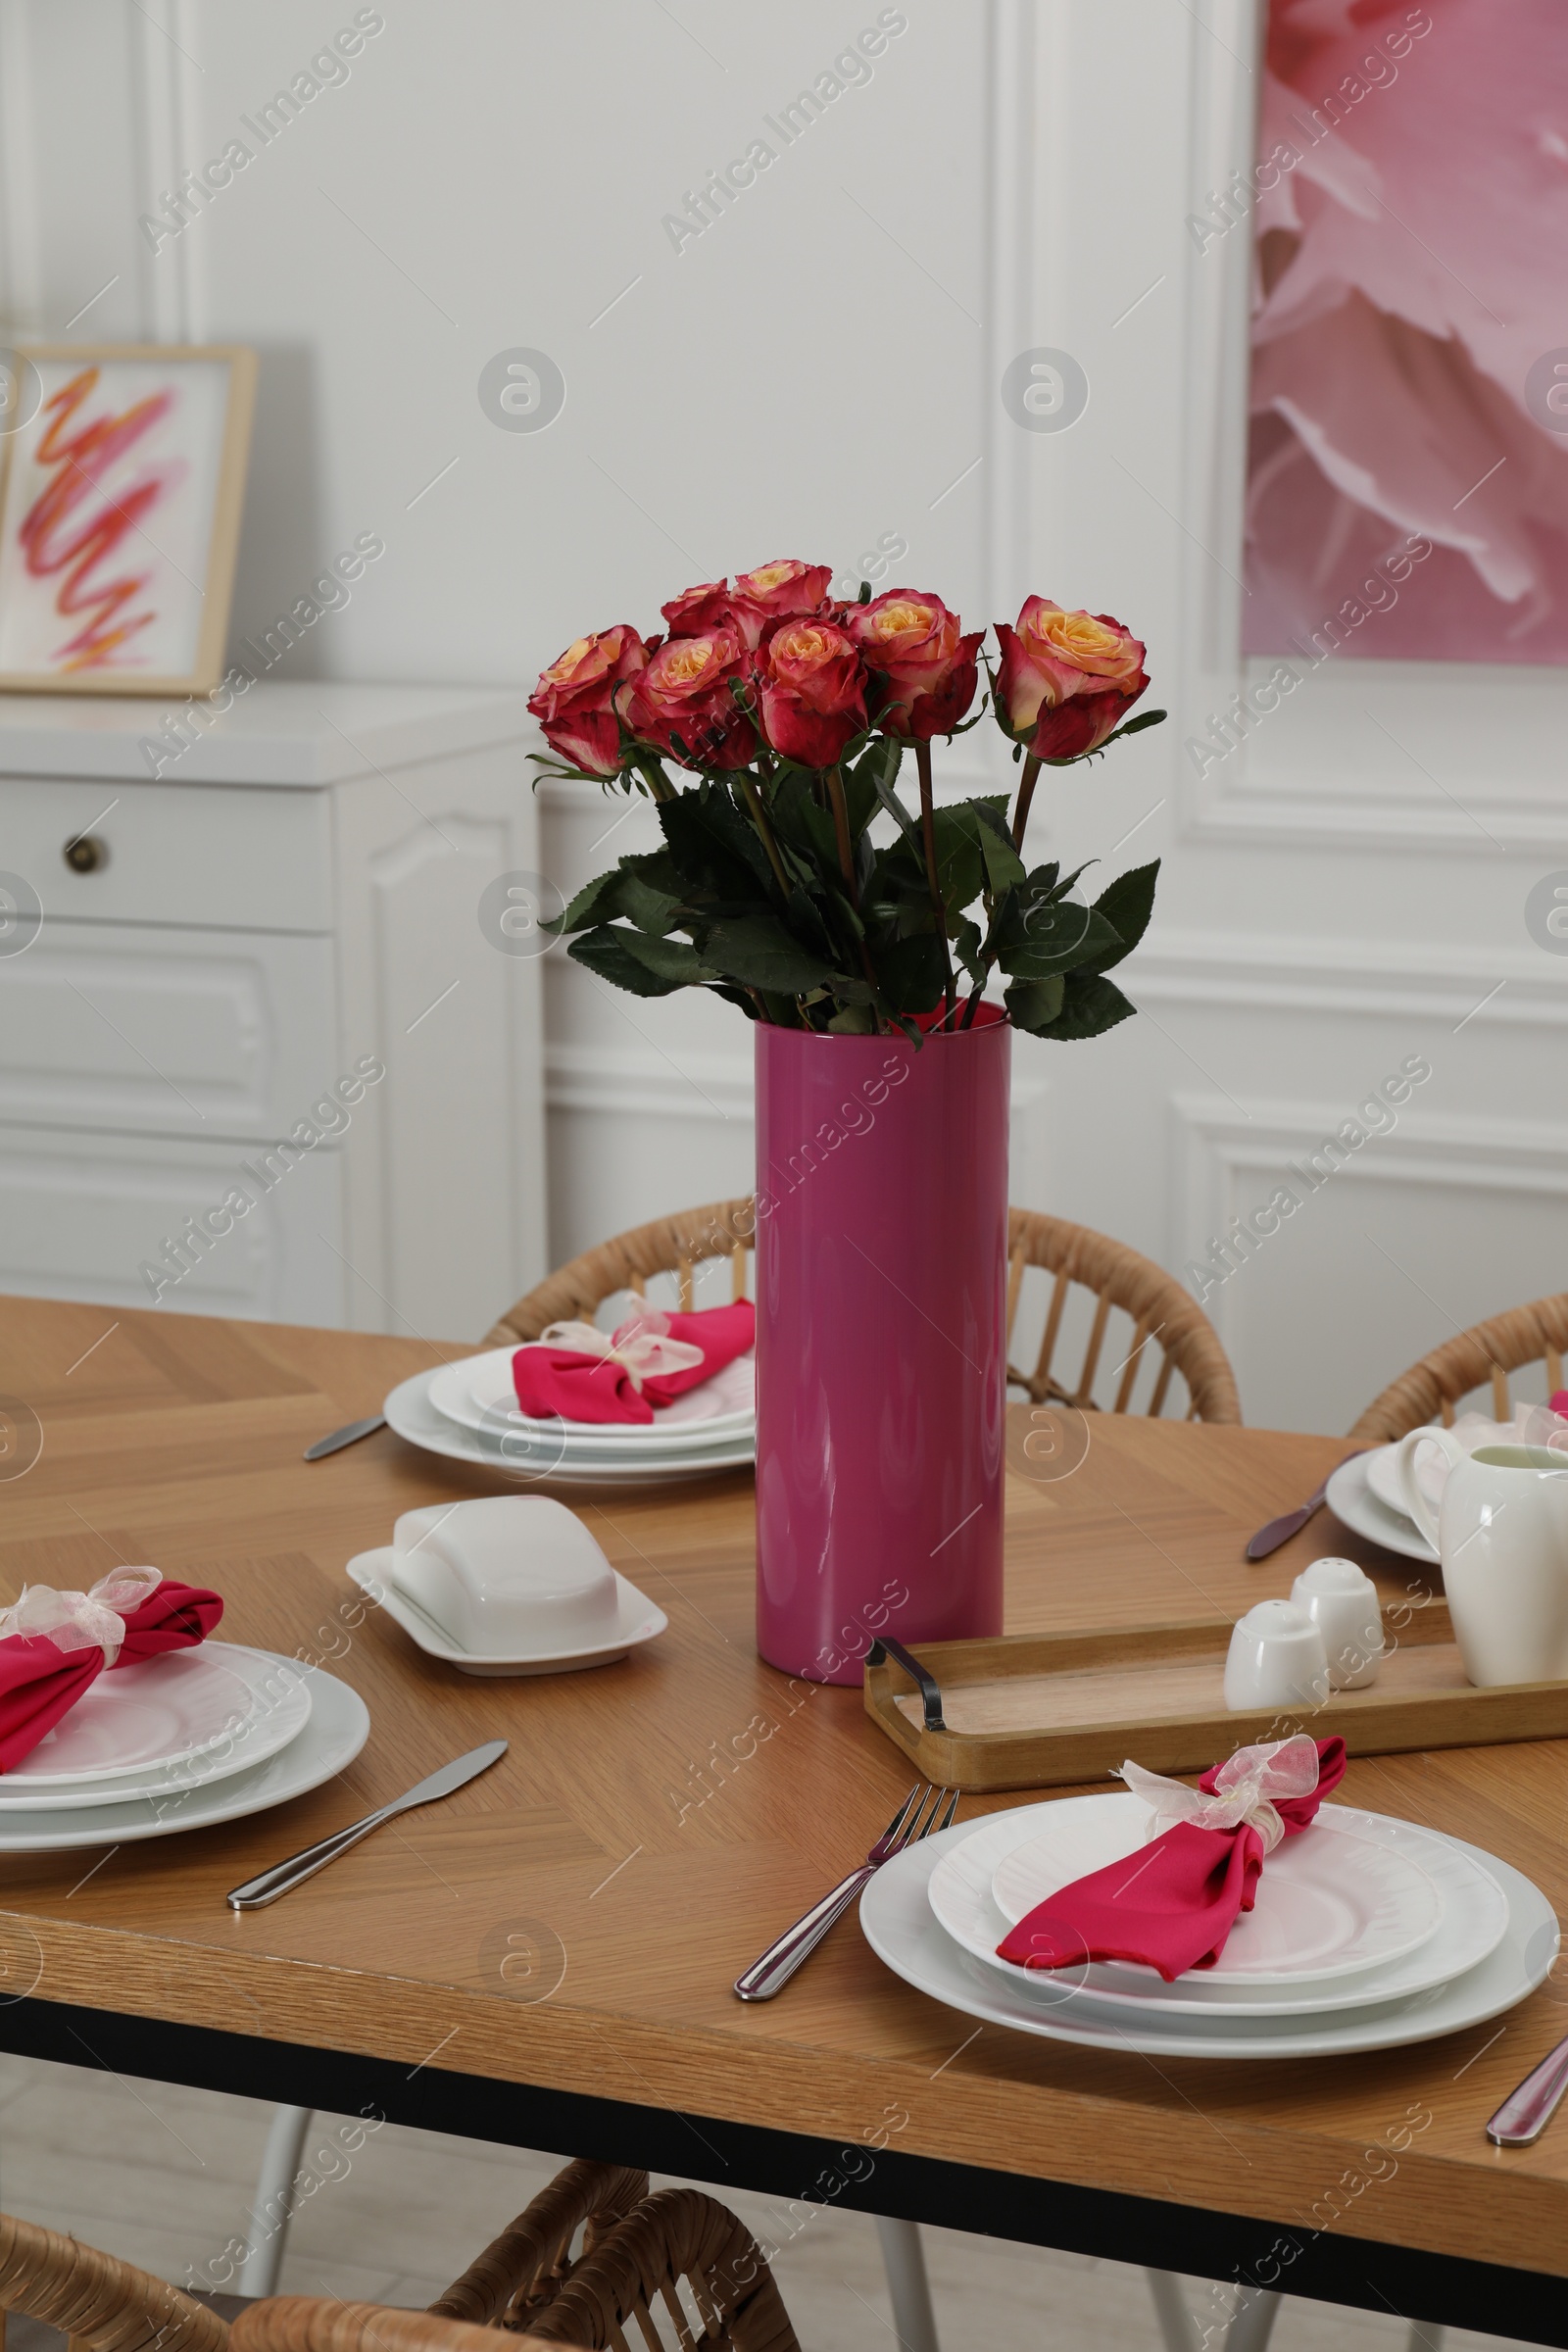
[527,622,649,776]
[993,600,1149,760]
[847,590,982,740]
[757,618,867,766]
[661,580,734,636]
[726,559,833,648]
[623,628,754,770]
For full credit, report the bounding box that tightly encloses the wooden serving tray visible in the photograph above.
[863,1605,1568,1791]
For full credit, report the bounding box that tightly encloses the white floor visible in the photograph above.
[0,2053,1546,2352]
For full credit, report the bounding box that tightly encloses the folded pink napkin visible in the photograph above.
[0,1568,224,1772]
[995,1735,1347,1984]
[512,1298,755,1427]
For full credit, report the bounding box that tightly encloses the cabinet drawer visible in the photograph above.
[0,1125,345,1324]
[0,919,341,1139]
[0,777,332,931]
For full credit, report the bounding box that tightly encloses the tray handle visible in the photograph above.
[867,1635,947,1732]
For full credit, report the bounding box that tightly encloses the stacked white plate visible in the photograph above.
[0,1642,368,1855]
[1326,1443,1439,1563]
[384,1343,756,1487]
[861,1790,1560,2058]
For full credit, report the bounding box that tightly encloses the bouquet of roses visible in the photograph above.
[530,559,1165,1039]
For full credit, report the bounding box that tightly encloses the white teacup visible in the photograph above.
[1223,1599,1330,1711]
[1396,1430,1568,1687]
[1290,1557,1384,1690]
[389,1495,620,1654]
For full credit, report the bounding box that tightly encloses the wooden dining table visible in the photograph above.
[3,1295,1567,2346]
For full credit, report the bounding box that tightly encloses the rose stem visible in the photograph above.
[1009,751,1044,850]
[825,763,886,1033]
[914,739,957,1030]
[738,774,792,901]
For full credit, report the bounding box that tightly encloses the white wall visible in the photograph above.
[2,0,1564,1432]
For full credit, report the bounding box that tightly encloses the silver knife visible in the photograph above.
[304,1413,387,1461]
[225,1739,507,1910]
[1487,2030,1568,2145]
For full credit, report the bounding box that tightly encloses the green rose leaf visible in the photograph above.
[1027,972,1138,1041]
[1004,973,1066,1033]
[704,913,835,993]
[871,930,948,1016]
[1078,858,1160,974]
[569,924,716,997]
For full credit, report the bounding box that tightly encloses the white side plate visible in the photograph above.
[0,1645,312,1808]
[1325,1448,1438,1565]
[345,1550,667,1677]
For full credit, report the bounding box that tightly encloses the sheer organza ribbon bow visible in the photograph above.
[0,1567,164,1664]
[0,1565,222,1773]
[537,1298,705,1393]
[1118,1731,1326,1858]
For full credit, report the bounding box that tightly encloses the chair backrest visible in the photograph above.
[1348,1289,1568,1443]
[0,2211,228,2352]
[506,2189,798,2351]
[486,1199,1241,1425]
[232,2187,797,2352]
[428,2160,648,2329]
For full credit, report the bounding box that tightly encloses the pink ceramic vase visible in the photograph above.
[754,1007,1009,1684]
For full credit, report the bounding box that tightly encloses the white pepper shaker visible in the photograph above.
[1291,1556,1384,1690]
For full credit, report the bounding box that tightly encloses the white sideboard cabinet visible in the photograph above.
[0,683,547,1340]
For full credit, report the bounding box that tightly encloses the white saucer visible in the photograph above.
[345,1549,667,1676]
[0,1663,368,1852]
[862,1817,1556,2059]
[3,1642,308,1787]
[383,1368,755,1487]
[0,1646,312,1809]
[1325,1448,1438,1565]
[989,1792,1442,1984]
[931,1802,1508,2017]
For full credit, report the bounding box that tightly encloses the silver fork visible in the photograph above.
[733,1783,958,2001]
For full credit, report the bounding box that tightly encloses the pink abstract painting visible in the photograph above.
[1242,0,1568,664]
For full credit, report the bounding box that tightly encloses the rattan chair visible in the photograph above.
[485,1198,1241,1425]
[230,2180,798,2352]
[1348,1288,1568,1443]
[0,2209,228,2352]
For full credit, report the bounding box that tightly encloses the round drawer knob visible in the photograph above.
[64,834,108,874]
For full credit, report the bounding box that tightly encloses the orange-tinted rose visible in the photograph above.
[993,599,1148,760]
[847,590,981,740]
[623,628,754,769]
[726,559,832,648]
[757,618,867,765]
[528,622,648,776]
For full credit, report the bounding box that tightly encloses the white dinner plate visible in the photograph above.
[1325,1448,1438,1565]
[863,1817,1557,2059]
[384,1368,755,1487]
[0,1646,312,1809]
[1,1641,305,1787]
[344,1550,667,1676]
[430,1346,755,1446]
[931,1803,1508,2016]
[0,1663,369,1852]
[989,1792,1442,1984]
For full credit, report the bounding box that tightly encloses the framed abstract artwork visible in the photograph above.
[1240,2,1568,666]
[0,343,257,695]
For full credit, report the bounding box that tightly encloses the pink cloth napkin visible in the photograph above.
[511,1299,756,1427]
[995,1736,1348,1984]
[0,1574,223,1773]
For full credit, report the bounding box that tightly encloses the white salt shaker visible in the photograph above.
[1223,1598,1330,1711]
[1291,1556,1384,1690]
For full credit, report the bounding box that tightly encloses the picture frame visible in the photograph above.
[0,342,257,697]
